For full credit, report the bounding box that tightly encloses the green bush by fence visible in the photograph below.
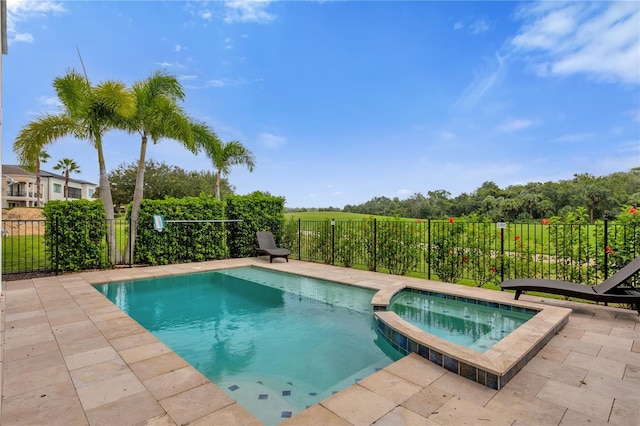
[226,192,286,258]
[43,200,107,272]
[133,196,227,265]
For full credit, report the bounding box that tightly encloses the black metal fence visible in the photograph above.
[284,218,639,287]
[2,218,639,287]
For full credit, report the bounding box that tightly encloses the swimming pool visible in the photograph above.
[388,290,536,353]
[372,282,570,390]
[96,266,403,425]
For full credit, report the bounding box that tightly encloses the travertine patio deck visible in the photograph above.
[1,258,639,425]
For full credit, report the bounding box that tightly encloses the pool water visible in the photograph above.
[96,267,402,425]
[388,291,535,353]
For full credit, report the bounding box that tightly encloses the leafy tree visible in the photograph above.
[13,70,135,263]
[340,169,637,222]
[121,70,196,262]
[585,185,608,223]
[108,160,235,207]
[53,158,81,200]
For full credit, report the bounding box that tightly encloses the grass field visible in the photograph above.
[284,212,603,255]
[2,234,48,273]
[285,211,400,221]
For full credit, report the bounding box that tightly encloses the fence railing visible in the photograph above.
[282,218,639,287]
[2,218,639,288]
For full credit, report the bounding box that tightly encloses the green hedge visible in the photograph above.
[226,191,286,258]
[134,196,227,265]
[43,200,107,272]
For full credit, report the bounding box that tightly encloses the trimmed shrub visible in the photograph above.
[226,192,286,258]
[134,196,227,265]
[43,200,107,271]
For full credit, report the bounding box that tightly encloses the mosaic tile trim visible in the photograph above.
[375,313,569,391]
[403,288,540,316]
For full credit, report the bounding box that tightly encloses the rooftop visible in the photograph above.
[1,258,638,425]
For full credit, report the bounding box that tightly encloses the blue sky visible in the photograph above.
[3,0,639,208]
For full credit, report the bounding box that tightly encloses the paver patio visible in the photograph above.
[1,258,639,425]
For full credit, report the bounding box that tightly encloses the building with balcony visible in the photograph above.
[2,165,98,208]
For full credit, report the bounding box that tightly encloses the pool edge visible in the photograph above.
[371,284,572,390]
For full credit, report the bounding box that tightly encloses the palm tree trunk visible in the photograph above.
[124,134,148,264]
[35,159,41,206]
[64,172,69,200]
[96,139,118,264]
[215,171,221,200]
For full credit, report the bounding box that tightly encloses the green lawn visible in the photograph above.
[2,234,48,273]
[285,211,398,221]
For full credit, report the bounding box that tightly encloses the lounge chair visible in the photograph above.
[500,256,640,314]
[256,231,290,263]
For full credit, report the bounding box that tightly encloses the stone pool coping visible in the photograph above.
[3,258,638,425]
[370,281,571,389]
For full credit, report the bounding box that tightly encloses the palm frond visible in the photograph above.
[13,114,82,167]
[53,70,91,118]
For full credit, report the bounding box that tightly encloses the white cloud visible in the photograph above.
[551,133,595,143]
[13,32,33,43]
[497,118,535,132]
[224,0,275,24]
[397,189,411,198]
[511,2,640,85]
[178,74,198,81]
[453,18,491,34]
[155,61,186,70]
[175,44,186,52]
[440,131,457,140]
[626,109,640,123]
[184,76,257,90]
[38,95,61,107]
[6,0,66,44]
[30,95,62,115]
[258,133,287,149]
[454,52,506,109]
[206,79,226,88]
[469,19,490,34]
[200,10,213,21]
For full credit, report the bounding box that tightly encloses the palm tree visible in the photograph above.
[194,125,255,200]
[22,150,50,206]
[13,70,135,263]
[121,70,196,263]
[35,150,50,206]
[53,158,81,200]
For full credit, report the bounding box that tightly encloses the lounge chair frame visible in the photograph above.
[500,256,640,314]
[256,231,290,263]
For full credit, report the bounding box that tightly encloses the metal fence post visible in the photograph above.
[373,218,377,272]
[500,226,505,283]
[298,218,301,261]
[427,219,431,280]
[603,218,609,280]
[54,216,59,275]
[331,218,335,265]
[129,216,133,268]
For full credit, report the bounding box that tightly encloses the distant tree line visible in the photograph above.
[106,160,235,210]
[342,169,640,223]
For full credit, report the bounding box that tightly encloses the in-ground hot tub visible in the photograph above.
[372,282,571,390]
